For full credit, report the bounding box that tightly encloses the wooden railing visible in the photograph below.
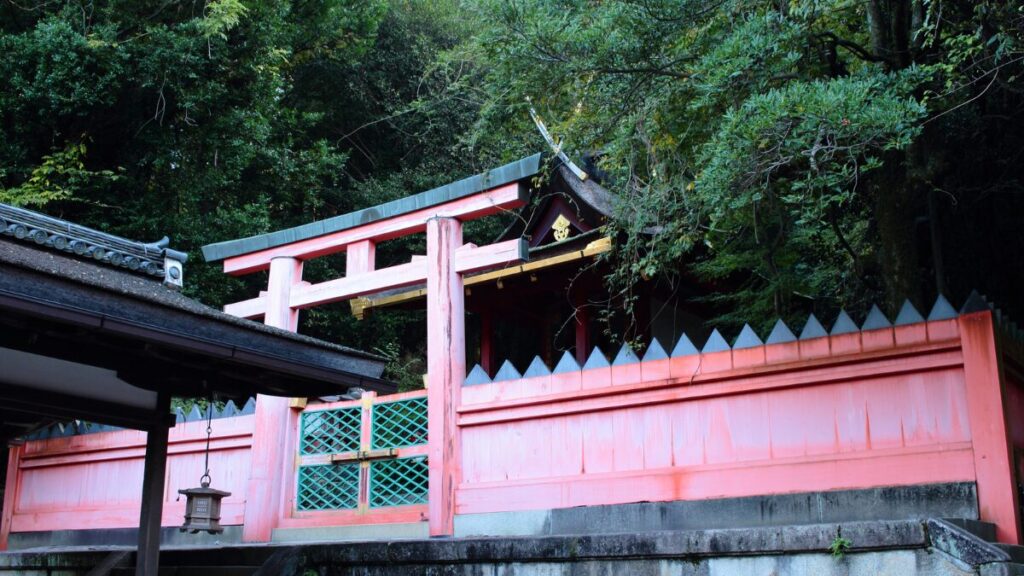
[279,390,429,530]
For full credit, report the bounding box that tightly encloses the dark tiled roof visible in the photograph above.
[0,238,384,364]
[0,203,185,279]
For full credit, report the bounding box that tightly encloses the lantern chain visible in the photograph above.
[201,394,213,487]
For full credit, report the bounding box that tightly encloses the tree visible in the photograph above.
[461,0,1024,330]
[0,1,485,382]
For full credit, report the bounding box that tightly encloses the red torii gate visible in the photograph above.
[202,155,541,539]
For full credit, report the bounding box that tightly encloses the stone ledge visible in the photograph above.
[251,519,926,572]
[454,482,979,538]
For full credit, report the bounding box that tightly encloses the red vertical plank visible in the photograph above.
[765,341,800,364]
[799,336,830,360]
[243,256,303,542]
[550,370,583,395]
[927,318,960,341]
[581,364,611,389]
[699,350,732,374]
[264,257,303,331]
[0,443,23,551]
[732,347,766,370]
[642,358,671,382]
[611,362,643,387]
[959,311,1022,544]
[359,392,377,512]
[426,217,464,537]
[280,407,301,523]
[347,239,376,276]
[861,327,895,352]
[829,332,861,356]
[894,323,928,347]
[669,355,701,381]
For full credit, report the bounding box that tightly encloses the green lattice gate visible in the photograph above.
[295,393,428,514]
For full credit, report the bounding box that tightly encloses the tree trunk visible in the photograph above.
[872,154,922,311]
[867,0,926,310]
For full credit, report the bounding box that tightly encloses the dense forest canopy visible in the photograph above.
[2,0,1023,373]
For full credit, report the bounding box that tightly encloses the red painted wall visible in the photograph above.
[458,331,975,515]
[3,416,252,537]
[4,314,1022,545]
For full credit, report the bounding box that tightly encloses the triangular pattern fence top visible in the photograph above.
[23,398,258,440]
[463,294,974,386]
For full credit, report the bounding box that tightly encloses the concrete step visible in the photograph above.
[942,518,999,542]
[111,567,258,576]
[996,544,1024,563]
[981,562,1024,576]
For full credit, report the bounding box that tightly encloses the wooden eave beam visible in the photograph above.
[350,236,612,317]
[0,384,163,430]
[222,183,528,276]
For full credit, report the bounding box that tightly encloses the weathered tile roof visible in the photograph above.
[0,238,384,365]
[0,203,185,281]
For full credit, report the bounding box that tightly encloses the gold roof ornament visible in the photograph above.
[552,214,572,242]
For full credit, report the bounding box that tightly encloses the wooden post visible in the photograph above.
[959,310,1022,544]
[265,257,303,331]
[426,217,464,537]
[358,391,377,512]
[0,442,24,551]
[136,394,171,576]
[347,240,376,276]
[243,256,303,542]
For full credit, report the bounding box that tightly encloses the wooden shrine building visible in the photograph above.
[347,156,711,375]
[0,203,389,575]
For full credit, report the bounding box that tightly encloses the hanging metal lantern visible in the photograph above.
[179,480,231,534]
[179,400,232,534]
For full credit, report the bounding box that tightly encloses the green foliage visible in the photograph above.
[198,0,249,40]
[463,0,1024,328]
[0,0,478,364]
[830,534,852,558]
[3,0,1023,361]
[692,72,926,323]
[0,138,117,207]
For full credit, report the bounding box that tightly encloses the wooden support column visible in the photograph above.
[0,442,24,551]
[426,217,464,537]
[265,257,303,331]
[959,310,1022,544]
[347,240,376,276]
[136,393,171,576]
[244,256,302,542]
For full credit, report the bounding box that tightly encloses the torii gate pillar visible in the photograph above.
[426,217,464,536]
[243,256,302,542]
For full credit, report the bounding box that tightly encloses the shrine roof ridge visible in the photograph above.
[0,203,186,281]
[201,153,544,262]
